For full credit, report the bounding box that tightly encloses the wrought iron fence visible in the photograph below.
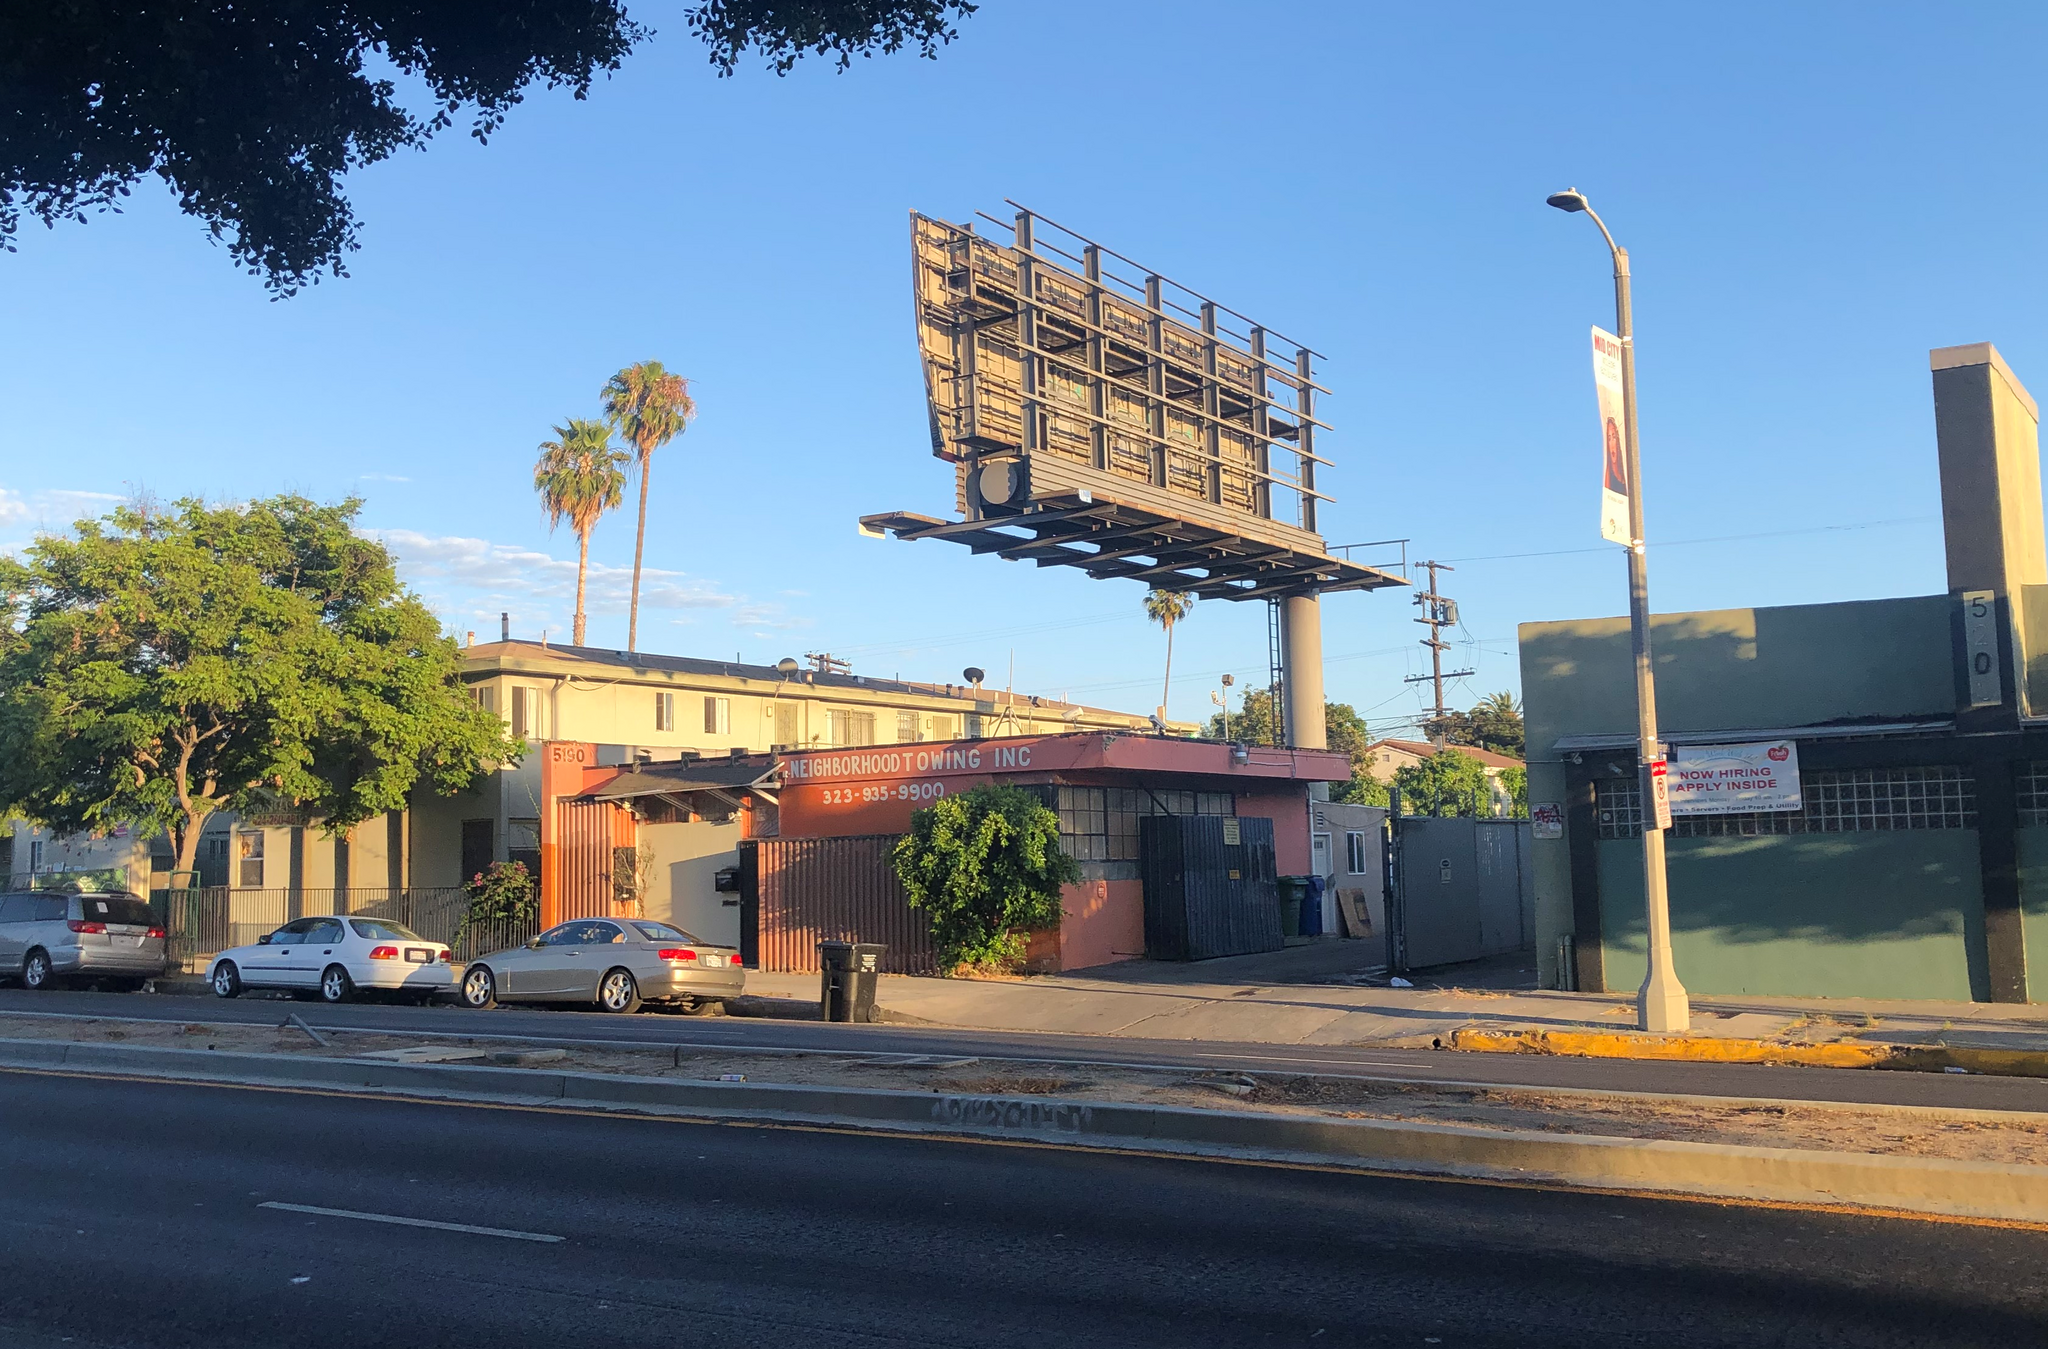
[146,887,537,968]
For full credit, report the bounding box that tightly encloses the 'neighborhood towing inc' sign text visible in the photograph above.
[1668,741,1802,816]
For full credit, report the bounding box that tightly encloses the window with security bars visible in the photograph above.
[2018,763,2048,826]
[1056,786,1234,862]
[1595,766,1976,840]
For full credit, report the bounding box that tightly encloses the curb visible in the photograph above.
[1450,1028,2048,1079]
[6,1036,2048,1224]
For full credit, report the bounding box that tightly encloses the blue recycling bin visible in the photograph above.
[1301,874,1326,936]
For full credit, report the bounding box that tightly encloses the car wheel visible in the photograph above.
[21,950,55,991]
[683,998,728,1017]
[319,965,354,1004]
[596,968,641,1015]
[460,966,497,1010]
[211,961,243,998]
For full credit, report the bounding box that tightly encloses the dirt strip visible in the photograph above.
[6,1012,2047,1167]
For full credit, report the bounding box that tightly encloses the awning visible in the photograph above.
[1551,719,1956,755]
[587,760,778,801]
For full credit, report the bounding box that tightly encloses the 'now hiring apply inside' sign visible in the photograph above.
[1667,741,1802,816]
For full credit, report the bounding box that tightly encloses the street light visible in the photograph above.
[1546,186,1690,1034]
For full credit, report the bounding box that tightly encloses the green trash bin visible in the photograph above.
[1277,876,1306,938]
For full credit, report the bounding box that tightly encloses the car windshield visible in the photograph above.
[349,919,425,942]
[631,921,700,944]
[78,895,155,926]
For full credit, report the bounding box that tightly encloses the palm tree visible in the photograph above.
[533,419,628,647]
[1143,588,1195,718]
[601,361,695,653]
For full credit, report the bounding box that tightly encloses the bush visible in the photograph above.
[892,785,1080,974]
[460,860,537,939]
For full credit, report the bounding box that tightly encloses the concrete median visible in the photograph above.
[4,1034,2048,1224]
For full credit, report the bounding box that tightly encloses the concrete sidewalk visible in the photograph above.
[749,943,2048,1053]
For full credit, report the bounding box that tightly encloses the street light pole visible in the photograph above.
[1546,187,1690,1033]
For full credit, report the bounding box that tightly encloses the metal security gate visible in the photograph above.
[1388,817,1533,972]
[737,835,937,975]
[1138,814,1282,961]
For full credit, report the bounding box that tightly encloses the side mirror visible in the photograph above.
[528,938,545,949]
[257,933,273,945]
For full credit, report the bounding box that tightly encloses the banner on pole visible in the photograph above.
[1592,326,1630,545]
[1668,740,1803,816]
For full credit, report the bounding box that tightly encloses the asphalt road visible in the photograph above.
[2,985,2046,1113]
[1,1069,2043,1348]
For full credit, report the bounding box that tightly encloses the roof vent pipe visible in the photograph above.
[501,612,510,642]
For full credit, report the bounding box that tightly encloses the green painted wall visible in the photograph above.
[1520,593,1959,991]
[2015,827,2048,1003]
[1596,831,1988,1001]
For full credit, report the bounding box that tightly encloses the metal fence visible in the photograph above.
[740,835,937,975]
[147,887,537,968]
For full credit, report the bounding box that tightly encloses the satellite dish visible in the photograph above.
[963,667,985,686]
[775,657,800,677]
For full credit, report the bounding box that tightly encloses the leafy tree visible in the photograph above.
[0,495,515,884]
[691,0,979,75]
[1500,765,1529,819]
[1393,748,1495,818]
[534,419,628,647]
[2,1,978,295]
[1423,690,1524,758]
[1204,688,1385,802]
[892,784,1078,973]
[602,361,695,653]
[1142,589,1194,718]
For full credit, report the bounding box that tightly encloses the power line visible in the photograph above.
[1438,514,1937,565]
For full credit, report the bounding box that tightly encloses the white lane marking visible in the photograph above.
[1195,1052,1442,1070]
[258,1201,563,1243]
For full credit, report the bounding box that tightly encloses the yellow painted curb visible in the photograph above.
[1450,1029,1896,1070]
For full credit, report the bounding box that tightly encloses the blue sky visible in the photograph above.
[3,1,2043,735]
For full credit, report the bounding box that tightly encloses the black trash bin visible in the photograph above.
[818,940,887,1023]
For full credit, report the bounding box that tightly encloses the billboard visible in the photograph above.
[868,206,1404,602]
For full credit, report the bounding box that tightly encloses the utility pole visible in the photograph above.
[1548,185,1690,1034]
[1404,560,1473,745]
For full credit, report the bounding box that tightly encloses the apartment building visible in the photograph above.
[409,640,1191,888]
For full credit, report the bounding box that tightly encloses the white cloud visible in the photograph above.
[0,487,125,535]
[358,473,412,483]
[368,527,806,647]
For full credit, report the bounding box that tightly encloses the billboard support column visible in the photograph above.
[1282,593,1327,761]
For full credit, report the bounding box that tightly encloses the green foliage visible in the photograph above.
[462,861,538,926]
[691,0,980,75]
[533,419,628,646]
[4,2,978,293]
[1500,766,1529,818]
[1423,690,1525,758]
[892,785,1079,973]
[1393,748,1495,818]
[1205,689,1383,801]
[1142,588,1195,715]
[0,494,517,884]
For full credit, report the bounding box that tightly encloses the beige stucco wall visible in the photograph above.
[638,820,744,947]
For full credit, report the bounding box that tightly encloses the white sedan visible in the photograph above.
[208,915,456,1004]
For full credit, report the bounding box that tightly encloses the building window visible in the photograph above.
[1056,786,1235,863]
[897,711,921,743]
[511,686,532,740]
[773,702,799,748]
[236,830,265,888]
[654,692,676,732]
[704,696,731,735]
[473,685,496,715]
[507,819,541,876]
[930,714,957,740]
[1595,766,1977,840]
[2017,763,2048,825]
[828,709,876,747]
[1346,831,1369,874]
